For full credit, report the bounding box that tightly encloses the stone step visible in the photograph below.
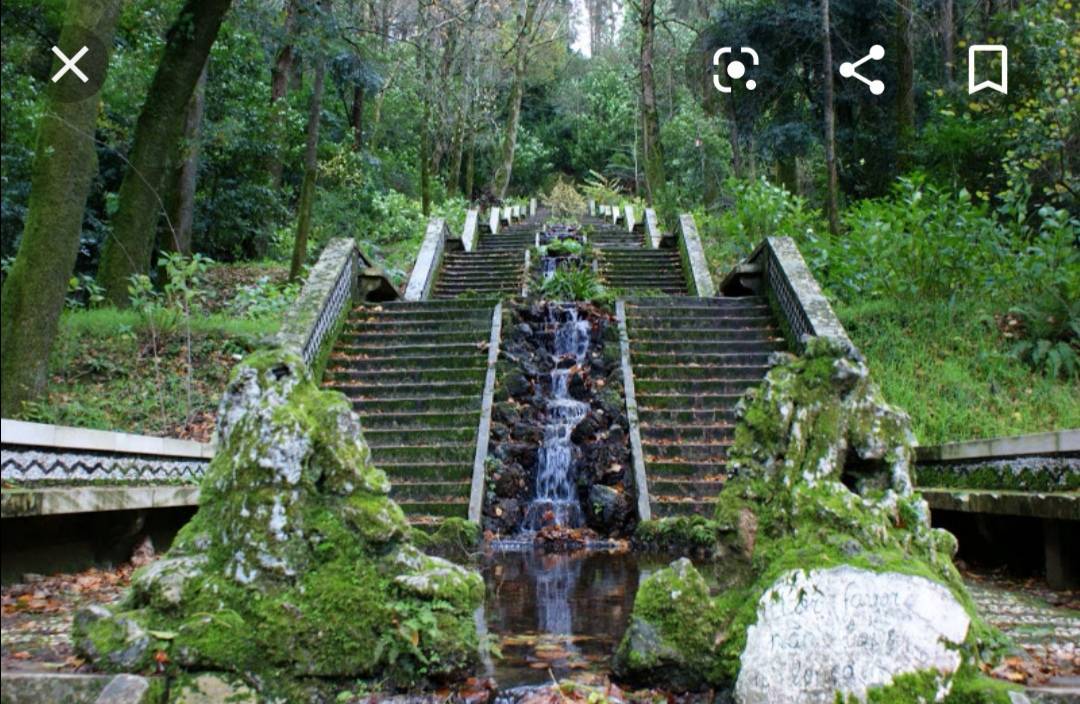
[627,312,774,326]
[344,318,491,332]
[643,441,731,461]
[636,392,747,410]
[331,354,486,371]
[369,443,474,463]
[649,499,718,517]
[389,481,471,500]
[639,424,735,443]
[334,342,488,357]
[359,300,495,311]
[648,478,726,498]
[327,368,486,384]
[345,331,488,346]
[356,411,479,430]
[645,458,728,477]
[394,499,470,518]
[437,273,520,285]
[631,351,775,367]
[363,427,477,445]
[635,378,764,395]
[633,363,771,380]
[627,296,768,309]
[349,395,481,413]
[638,408,739,425]
[433,292,511,299]
[633,339,785,354]
[329,380,482,398]
[630,326,780,341]
[377,462,474,481]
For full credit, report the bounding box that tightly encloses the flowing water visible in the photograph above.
[521,303,592,530]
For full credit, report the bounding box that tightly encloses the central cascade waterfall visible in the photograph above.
[522,303,591,530]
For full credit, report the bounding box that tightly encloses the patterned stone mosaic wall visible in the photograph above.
[915,453,1080,492]
[1,445,208,484]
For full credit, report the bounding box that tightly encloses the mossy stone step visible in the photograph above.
[638,408,739,424]
[356,411,478,430]
[635,378,764,395]
[648,478,725,497]
[331,354,486,371]
[395,499,470,518]
[377,462,473,481]
[636,392,746,410]
[632,351,775,367]
[345,319,491,332]
[644,458,728,478]
[633,363,771,380]
[634,340,785,354]
[649,499,718,517]
[627,313,774,328]
[627,296,767,308]
[361,300,495,310]
[643,441,731,461]
[334,342,488,357]
[364,426,477,444]
[329,379,482,396]
[369,443,474,463]
[349,396,481,413]
[640,424,735,442]
[345,331,488,346]
[630,326,780,341]
[327,368,486,385]
[389,481,471,500]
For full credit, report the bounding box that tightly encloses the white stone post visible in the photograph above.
[462,209,479,252]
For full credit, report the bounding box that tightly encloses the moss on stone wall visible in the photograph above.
[73,350,484,697]
[617,338,1011,700]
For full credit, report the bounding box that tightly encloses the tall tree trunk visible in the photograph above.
[463,121,476,200]
[268,0,297,192]
[821,0,841,235]
[162,62,208,257]
[447,112,465,196]
[639,0,665,206]
[1,0,123,416]
[97,0,232,306]
[942,0,955,86]
[289,59,326,281]
[896,0,916,172]
[351,84,364,151]
[491,0,539,199]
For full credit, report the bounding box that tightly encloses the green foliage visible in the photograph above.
[539,267,610,304]
[228,275,301,320]
[544,238,585,257]
[581,170,623,205]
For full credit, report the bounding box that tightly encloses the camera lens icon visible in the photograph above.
[713,47,759,93]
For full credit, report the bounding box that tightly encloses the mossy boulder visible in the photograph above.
[616,338,1010,701]
[73,350,484,693]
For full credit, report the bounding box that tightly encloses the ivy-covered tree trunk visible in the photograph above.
[289,59,326,282]
[821,0,841,235]
[491,0,539,199]
[351,84,364,151]
[639,0,666,207]
[268,0,298,193]
[941,0,955,85]
[97,0,232,306]
[162,62,208,257]
[463,122,476,201]
[0,0,123,416]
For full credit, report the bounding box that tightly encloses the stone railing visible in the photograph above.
[721,236,852,353]
[676,213,716,297]
[468,303,504,522]
[644,208,662,248]
[278,238,396,373]
[615,301,653,522]
[404,217,451,302]
[461,209,480,252]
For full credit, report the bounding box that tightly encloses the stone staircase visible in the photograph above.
[323,299,495,525]
[581,215,690,295]
[624,296,786,517]
[432,221,537,299]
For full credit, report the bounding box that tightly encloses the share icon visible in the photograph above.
[839,44,885,95]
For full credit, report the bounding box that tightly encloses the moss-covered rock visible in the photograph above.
[614,338,1010,701]
[74,350,484,694]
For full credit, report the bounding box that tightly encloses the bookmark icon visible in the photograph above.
[968,45,1008,95]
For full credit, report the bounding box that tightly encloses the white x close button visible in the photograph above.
[51,45,90,84]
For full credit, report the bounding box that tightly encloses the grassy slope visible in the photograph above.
[18,307,277,441]
[837,299,1080,445]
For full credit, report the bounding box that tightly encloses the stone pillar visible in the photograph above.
[1045,518,1079,590]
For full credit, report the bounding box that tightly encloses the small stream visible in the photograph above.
[521,304,592,531]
